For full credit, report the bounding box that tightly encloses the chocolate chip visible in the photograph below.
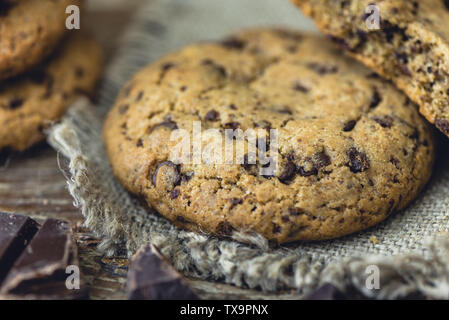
[221,38,246,50]
[161,62,175,71]
[390,157,400,169]
[370,89,382,108]
[400,65,412,77]
[28,69,49,84]
[148,120,179,133]
[151,161,181,187]
[272,224,282,234]
[366,72,381,79]
[288,207,304,216]
[201,59,227,77]
[0,1,15,17]
[170,189,180,199]
[275,30,303,41]
[314,152,331,169]
[75,67,84,78]
[277,107,292,115]
[372,116,394,128]
[136,139,143,147]
[229,104,237,110]
[292,81,309,93]
[278,161,296,184]
[204,110,219,121]
[8,98,23,109]
[347,148,370,173]
[135,91,144,102]
[443,0,449,10]
[343,120,357,132]
[435,118,449,134]
[229,198,243,209]
[180,86,187,92]
[216,222,234,236]
[306,62,338,75]
[118,104,129,114]
[224,122,240,130]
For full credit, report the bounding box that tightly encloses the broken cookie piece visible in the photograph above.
[291,0,449,138]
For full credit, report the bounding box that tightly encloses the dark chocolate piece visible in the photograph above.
[127,244,198,300]
[0,219,85,299]
[0,212,38,285]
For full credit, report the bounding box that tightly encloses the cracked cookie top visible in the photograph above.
[104,28,435,243]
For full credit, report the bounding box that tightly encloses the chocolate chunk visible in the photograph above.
[8,98,23,110]
[435,118,449,134]
[292,81,309,93]
[224,122,240,130]
[201,59,227,77]
[372,116,394,128]
[343,120,357,132]
[369,89,382,108]
[151,161,181,188]
[229,198,243,209]
[0,1,15,17]
[28,69,49,84]
[400,65,412,77]
[170,189,180,200]
[313,152,331,169]
[0,219,85,299]
[118,104,129,115]
[221,38,246,50]
[278,161,296,184]
[0,213,38,285]
[135,91,144,102]
[347,147,370,173]
[148,120,178,133]
[127,244,198,300]
[272,224,282,234]
[204,110,219,121]
[305,283,347,300]
[288,207,304,216]
[277,107,292,115]
[443,0,449,10]
[306,62,338,75]
[75,67,84,78]
[216,222,234,236]
[161,62,175,71]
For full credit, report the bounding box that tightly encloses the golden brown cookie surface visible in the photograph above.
[291,0,449,138]
[104,29,435,243]
[0,0,81,80]
[0,32,103,152]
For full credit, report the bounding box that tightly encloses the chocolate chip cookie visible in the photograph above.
[0,33,103,152]
[0,0,81,81]
[103,28,435,243]
[291,0,449,138]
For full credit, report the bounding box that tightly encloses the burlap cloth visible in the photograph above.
[48,0,449,299]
